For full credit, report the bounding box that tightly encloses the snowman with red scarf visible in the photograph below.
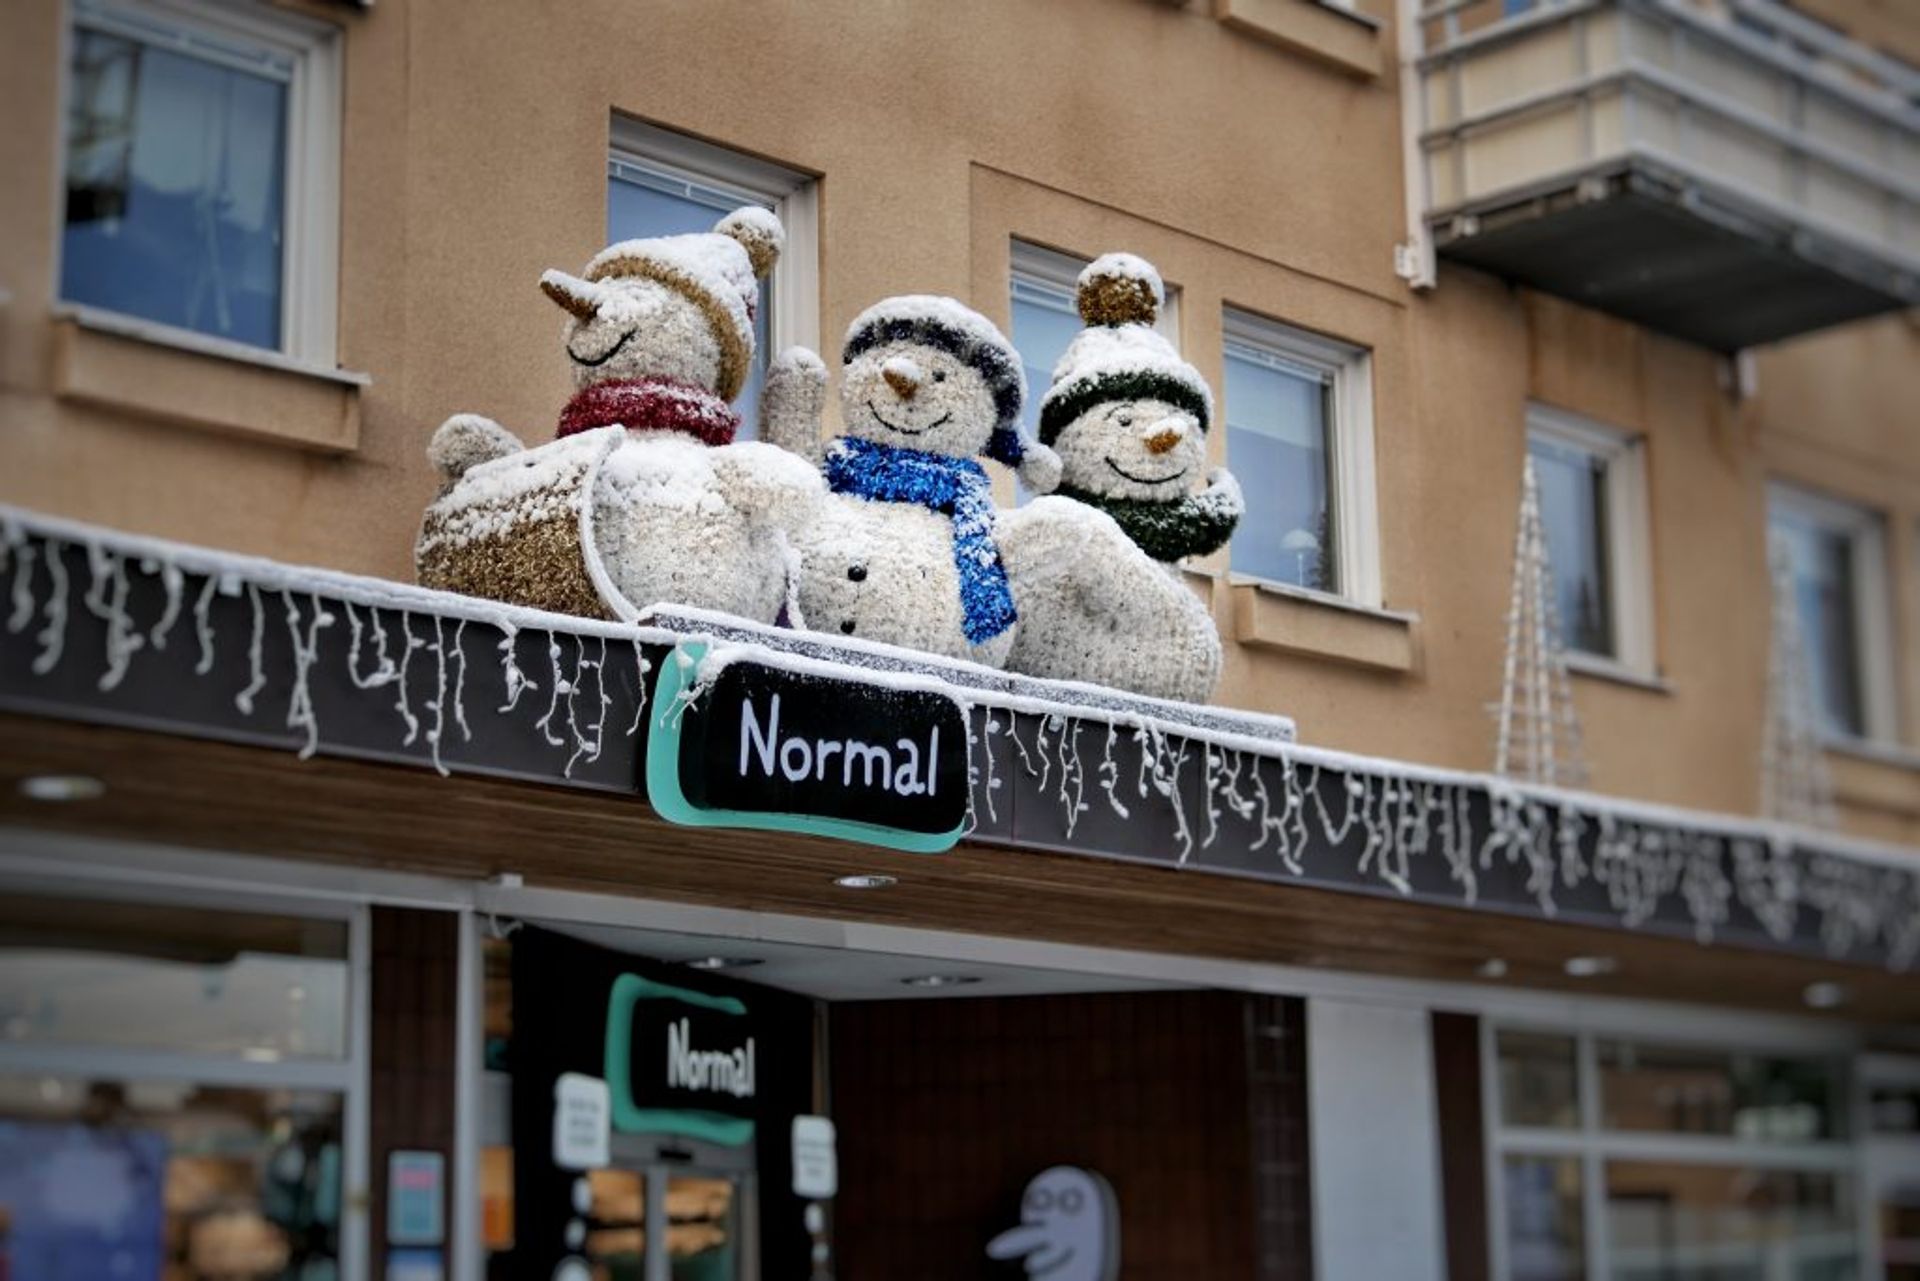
[420,208,821,623]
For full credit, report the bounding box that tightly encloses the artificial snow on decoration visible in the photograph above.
[416,208,822,625]
[767,296,1070,666]
[1005,254,1239,702]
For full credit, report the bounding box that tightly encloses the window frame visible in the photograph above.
[1221,306,1382,607]
[1526,404,1657,680]
[607,116,820,388]
[0,866,371,1278]
[1483,1020,1870,1281]
[1767,481,1898,746]
[54,0,343,367]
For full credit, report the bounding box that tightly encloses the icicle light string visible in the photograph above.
[5,512,1920,968]
[150,559,184,652]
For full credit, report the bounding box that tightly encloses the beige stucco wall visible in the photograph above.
[1,0,1914,841]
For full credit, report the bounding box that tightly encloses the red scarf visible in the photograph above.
[555,378,740,446]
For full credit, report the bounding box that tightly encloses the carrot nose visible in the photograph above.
[1143,417,1190,455]
[539,269,605,322]
[881,356,923,400]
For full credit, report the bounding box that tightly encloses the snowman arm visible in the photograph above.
[758,345,828,464]
[428,414,524,492]
[707,440,826,528]
[1200,466,1245,521]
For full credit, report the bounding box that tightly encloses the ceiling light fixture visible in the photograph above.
[17,774,106,802]
[1563,955,1618,978]
[1476,958,1509,979]
[682,955,764,972]
[1802,981,1848,1010]
[899,974,980,989]
[833,874,897,890]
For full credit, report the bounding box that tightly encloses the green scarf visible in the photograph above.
[1056,482,1240,563]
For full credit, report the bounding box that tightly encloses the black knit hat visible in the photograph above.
[842,295,1029,466]
[1036,254,1213,447]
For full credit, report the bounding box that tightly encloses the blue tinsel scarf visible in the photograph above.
[823,436,1017,645]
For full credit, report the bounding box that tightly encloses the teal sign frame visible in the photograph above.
[604,972,755,1148]
[644,641,965,854]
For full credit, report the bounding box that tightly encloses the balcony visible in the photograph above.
[1412,0,1920,350]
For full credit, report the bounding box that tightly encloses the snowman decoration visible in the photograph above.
[417,208,821,624]
[766,296,1064,666]
[1003,254,1241,702]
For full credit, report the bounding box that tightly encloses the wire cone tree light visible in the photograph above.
[1493,457,1589,788]
[1760,535,1837,828]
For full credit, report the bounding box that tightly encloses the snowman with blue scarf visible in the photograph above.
[767,296,1065,665]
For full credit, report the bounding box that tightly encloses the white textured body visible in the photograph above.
[1002,497,1222,703]
[789,491,1016,667]
[594,432,821,622]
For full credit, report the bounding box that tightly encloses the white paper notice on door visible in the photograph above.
[552,1072,611,1170]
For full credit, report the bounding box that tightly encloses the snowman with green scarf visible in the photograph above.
[763,296,1066,666]
[1003,254,1241,702]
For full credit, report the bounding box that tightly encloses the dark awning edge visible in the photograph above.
[1,504,1914,971]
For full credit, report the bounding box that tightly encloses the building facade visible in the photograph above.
[1,0,1918,1278]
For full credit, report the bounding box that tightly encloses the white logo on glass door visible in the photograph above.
[985,1166,1119,1281]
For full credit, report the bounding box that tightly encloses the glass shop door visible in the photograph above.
[583,1135,757,1281]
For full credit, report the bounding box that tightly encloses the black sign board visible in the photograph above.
[646,644,969,850]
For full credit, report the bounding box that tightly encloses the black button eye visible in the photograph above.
[839,619,856,634]
[932,370,946,383]
[1118,415,1133,427]
[847,564,868,582]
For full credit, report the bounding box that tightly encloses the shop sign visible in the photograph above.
[386,1150,446,1247]
[792,1114,838,1199]
[646,641,969,853]
[986,1166,1120,1281]
[603,972,758,1147]
[551,1072,610,1170]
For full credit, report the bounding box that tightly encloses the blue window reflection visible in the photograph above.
[1225,340,1334,592]
[1529,437,1614,657]
[61,26,289,350]
[1008,273,1083,504]
[608,162,772,436]
[1770,507,1865,739]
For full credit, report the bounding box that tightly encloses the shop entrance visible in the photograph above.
[581,1134,756,1281]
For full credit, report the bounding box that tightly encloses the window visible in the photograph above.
[1489,1025,1861,1281]
[1527,407,1655,675]
[1768,484,1896,743]
[0,889,364,1279]
[58,0,342,363]
[1223,308,1380,604]
[608,119,818,438]
[1008,240,1180,501]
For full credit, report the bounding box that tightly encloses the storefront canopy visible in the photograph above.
[2,505,1916,1011]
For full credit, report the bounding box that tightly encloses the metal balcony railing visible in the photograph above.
[1406,0,1920,349]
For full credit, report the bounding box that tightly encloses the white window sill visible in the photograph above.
[1824,735,1920,773]
[1564,651,1670,694]
[52,303,370,388]
[1224,572,1417,626]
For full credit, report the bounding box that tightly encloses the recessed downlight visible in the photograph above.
[1802,981,1848,1010]
[683,955,764,972]
[1563,955,1618,978]
[1476,958,1510,979]
[900,974,980,989]
[17,774,106,802]
[833,874,897,890]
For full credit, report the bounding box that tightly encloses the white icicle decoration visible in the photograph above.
[393,612,424,745]
[235,583,267,714]
[150,559,184,651]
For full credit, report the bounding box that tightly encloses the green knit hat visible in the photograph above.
[1037,254,1213,447]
